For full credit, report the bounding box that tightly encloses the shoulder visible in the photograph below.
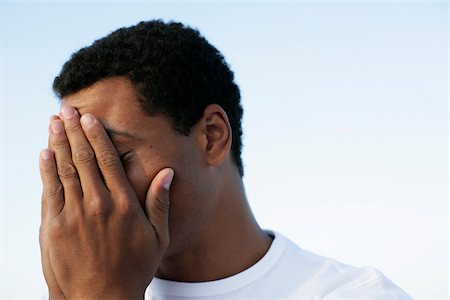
[266,231,413,300]
[321,267,414,300]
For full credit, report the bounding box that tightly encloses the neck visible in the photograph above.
[155,170,273,282]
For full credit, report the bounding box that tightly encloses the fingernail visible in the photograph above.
[162,169,174,190]
[80,114,95,128]
[41,149,52,160]
[60,106,75,119]
[50,121,63,134]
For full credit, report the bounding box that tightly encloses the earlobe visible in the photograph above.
[203,104,232,167]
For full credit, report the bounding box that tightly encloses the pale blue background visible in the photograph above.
[0,1,448,299]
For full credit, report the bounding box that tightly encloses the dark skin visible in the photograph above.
[39,76,272,299]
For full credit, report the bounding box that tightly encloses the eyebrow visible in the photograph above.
[104,127,135,140]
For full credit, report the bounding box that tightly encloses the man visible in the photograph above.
[39,20,413,299]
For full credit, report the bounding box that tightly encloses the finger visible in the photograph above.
[80,113,132,194]
[39,149,64,218]
[47,115,60,148]
[49,119,82,209]
[145,168,174,248]
[60,106,104,194]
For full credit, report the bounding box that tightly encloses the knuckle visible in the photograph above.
[153,197,170,213]
[64,122,82,134]
[42,163,57,176]
[117,195,138,216]
[64,211,83,232]
[48,217,66,239]
[51,137,68,148]
[74,148,95,164]
[88,128,102,140]
[57,162,77,178]
[88,196,108,218]
[98,150,119,167]
[45,184,63,198]
[64,178,81,193]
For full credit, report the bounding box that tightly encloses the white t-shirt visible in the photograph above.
[146,231,413,300]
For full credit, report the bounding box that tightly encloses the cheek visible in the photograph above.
[124,161,151,207]
[123,148,184,207]
[122,139,203,224]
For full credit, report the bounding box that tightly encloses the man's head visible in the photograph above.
[52,20,245,258]
[53,19,244,176]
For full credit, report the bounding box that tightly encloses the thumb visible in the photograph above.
[145,167,174,247]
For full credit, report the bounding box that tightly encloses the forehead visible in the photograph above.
[62,76,140,113]
[61,76,177,143]
[62,76,145,131]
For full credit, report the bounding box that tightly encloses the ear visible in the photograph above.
[199,104,232,168]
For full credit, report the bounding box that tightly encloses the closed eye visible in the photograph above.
[119,152,131,165]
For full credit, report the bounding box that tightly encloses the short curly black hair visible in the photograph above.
[53,19,244,177]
